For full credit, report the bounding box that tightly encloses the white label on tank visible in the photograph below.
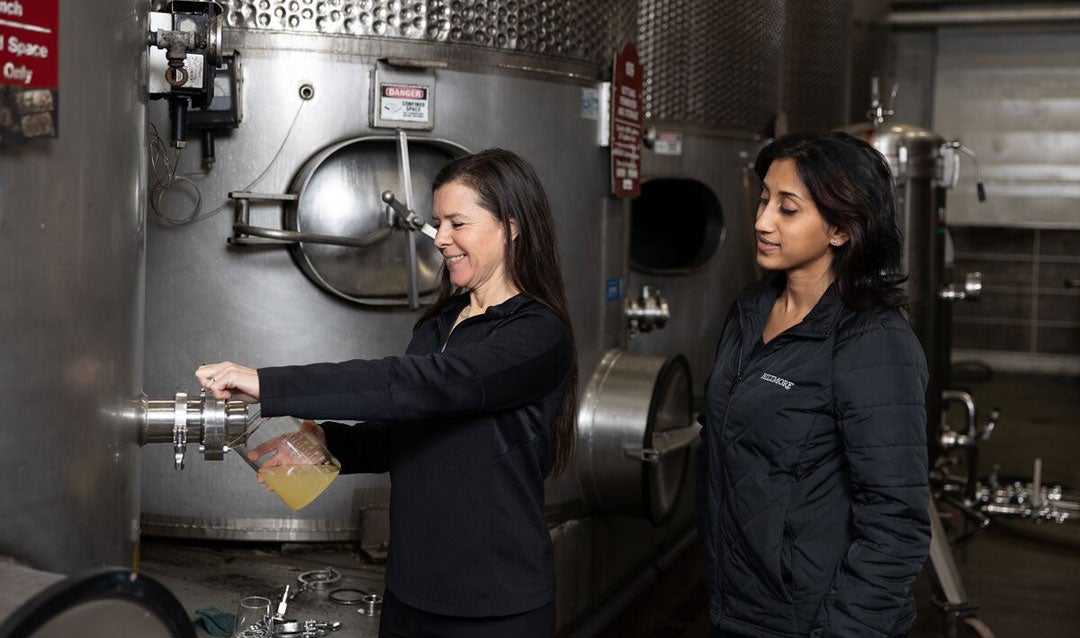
[654,131,683,156]
[580,86,599,120]
[379,84,430,123]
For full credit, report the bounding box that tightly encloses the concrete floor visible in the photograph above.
[140,540,387,637]
[603,371,1080,638]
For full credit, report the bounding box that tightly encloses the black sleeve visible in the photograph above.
[814,318,931,637]
[320,421,390,475]
[694,407,714,594]
[257,308,573,424]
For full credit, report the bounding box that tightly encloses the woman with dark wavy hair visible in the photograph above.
[197,148,576,637]
[697,132,931,637]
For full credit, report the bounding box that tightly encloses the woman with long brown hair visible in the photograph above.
[197,148,577,637]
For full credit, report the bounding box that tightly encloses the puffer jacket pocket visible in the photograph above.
[780,523,795,602]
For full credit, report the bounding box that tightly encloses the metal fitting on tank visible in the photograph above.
[138,389,249,469]
[625,285,670,338]
[939,271,982,301]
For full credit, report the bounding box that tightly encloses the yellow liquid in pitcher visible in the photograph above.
[259,464,340,510]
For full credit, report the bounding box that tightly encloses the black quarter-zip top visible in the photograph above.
[258,293,574,618]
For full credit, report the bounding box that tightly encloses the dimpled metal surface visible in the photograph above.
[216,0,637,65]
[637,0,784,133]
[783,0,853,133]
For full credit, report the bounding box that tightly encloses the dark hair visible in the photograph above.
[754,131,906,309]
[419,148,578,477]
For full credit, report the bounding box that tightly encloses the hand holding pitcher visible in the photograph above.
[230,415,340,511]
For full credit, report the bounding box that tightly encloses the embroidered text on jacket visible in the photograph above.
[760,372,794,390]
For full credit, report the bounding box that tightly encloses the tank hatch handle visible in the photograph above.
[623,422,700,464]
[380,191,431,236]
[944,141,987,202]
[392,130,440,309]
[227,191,393,248]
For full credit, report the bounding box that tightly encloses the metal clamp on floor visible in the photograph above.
[297,567,341,593]
[273,619,342,636]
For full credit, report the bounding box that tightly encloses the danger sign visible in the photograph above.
[0,0,58,88]
[610,42,642,198]
[379,83,430,124]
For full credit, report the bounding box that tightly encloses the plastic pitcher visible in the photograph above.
[229,409,340,510]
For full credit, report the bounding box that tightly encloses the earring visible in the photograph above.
[830,238,839,246]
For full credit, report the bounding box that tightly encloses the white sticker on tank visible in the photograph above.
[653,131,683,156]
[580,87,599,120]
[379,84,430,123]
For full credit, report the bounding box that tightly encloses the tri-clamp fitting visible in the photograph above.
[625,286,670,338]
[139,389,249,469]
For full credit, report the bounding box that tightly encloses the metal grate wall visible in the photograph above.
[638,0,784,133]
[782,0,853,133]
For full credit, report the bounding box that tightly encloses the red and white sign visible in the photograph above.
[384,86,426,100]
[654,131,683,156]
[379,83,430,124]
[610,41,643,198]
[0,0,59,88]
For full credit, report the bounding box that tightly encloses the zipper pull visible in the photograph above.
[729,370,741,395]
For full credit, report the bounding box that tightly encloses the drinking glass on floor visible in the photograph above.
[233,595,272,638]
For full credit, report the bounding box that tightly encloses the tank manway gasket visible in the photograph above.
[328,588,370,605]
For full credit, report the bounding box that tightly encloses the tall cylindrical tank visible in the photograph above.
[0,0,147,571]
[139,3,723,629]
[628,0,783,394]
[140,0,639,540]
[839,119,949,448]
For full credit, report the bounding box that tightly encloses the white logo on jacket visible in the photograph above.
[760,372,794,390]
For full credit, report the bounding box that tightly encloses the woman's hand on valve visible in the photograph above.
[195,361,261,403]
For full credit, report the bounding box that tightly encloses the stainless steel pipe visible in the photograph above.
[140,391,250,468]
[889,8,1080,26]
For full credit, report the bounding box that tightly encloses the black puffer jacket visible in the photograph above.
[258,293,573,618]
[696,275,931,637]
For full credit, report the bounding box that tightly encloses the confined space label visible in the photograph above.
[0,0,57,88]
[379,84,430,124]
[0,0,58,142]
[653,131,683,156]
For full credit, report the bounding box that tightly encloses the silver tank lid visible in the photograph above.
[838,121,946,180]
